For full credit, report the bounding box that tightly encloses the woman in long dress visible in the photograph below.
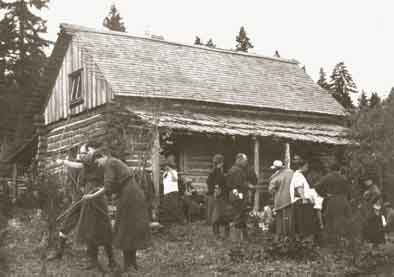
[82,144,151,272]
[290,157,319,238]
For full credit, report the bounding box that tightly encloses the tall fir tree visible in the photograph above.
[357,90,368,109]
[0,0,49,94]
[205,38,216,48]
[194,36,202,45]
[235,26,253,52]
[103,4,126,32]
[369,92,381,108]
[386,87,394,104]
[329,62,357,109]
[317,67,330,90]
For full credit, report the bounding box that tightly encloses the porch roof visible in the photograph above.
[126,107,351,145]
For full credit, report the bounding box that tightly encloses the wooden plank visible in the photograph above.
[92,68,96,108]
[253,137,261,212]
[151,128,160,220]
[284,142,291,169]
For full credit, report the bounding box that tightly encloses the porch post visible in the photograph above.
[12,163,17,200]
[152,127,161,221]
[284,142,291,169]
[253,136,260,212]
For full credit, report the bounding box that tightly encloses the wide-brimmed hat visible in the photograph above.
[270,160,284,169]
[373,203,382,210]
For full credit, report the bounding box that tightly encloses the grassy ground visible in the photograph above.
[3,210,394,276]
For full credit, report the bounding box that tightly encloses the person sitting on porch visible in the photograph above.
[268,160,294,239]
[159,154,185,225]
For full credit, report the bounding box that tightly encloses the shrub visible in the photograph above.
[265,236,319,261]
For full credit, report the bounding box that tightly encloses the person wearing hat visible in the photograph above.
[53,143,116,271]
[80,142,151,272]
[268,160,295,238]
[316,162,352,243]
[360,174,384,245]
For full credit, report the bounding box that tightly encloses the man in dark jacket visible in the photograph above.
[226,153,250,240]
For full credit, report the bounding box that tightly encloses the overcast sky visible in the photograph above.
[42,0,394,99]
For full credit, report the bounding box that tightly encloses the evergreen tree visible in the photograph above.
[103,4,126,32]
[274,50,280,58]
[357,90,368,109]
[0,0,49,94]
[235,26,253,52]
[369,92,381,108]
[317,67,330,90]
[205,38,216,48]
[329,62,357,109]
[386,87,394,104]
[194,36,202,45]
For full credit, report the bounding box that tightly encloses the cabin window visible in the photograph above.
[69,69,83,108]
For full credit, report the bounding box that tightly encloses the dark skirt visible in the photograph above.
[113,179,151,251]
[211,197,233,225]
[293,200,319,237]
[323,195,352,240]
[74,196,112,246]
[205,195,215,224]
[362,214,385,244]
[275,205,295,237]
[159,192,185,224]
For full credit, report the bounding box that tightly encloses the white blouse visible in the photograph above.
[163,168,178,195]
[290,170,311,203]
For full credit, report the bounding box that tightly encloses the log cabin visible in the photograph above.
[37,24,351,211]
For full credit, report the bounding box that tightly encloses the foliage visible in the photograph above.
[35,172,69,247]
[345,89,394,203]
[205,38,216,48]
[369,92,381,108]
[265,236,319,261]
[329,62,357,109]
[235,26,253,52]
[357,90,369,109]
[102,4,126,32]
[194,36,202,45]
[0,0,49,92]
[317,67,330,91]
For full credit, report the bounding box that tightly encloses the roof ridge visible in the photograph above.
[60,23,299,65]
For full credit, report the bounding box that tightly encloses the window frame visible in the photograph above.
[69,68,84,108]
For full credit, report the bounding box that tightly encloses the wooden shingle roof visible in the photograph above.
[61,24,346,117]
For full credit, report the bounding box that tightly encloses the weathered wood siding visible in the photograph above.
[44,39,113,125]
[42,108,107,174]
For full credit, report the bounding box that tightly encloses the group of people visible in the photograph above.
[205,153,257,240]
[159,152,257,240]
[269,155,394,246]
[50,143,394,272]
[51,142,151,273]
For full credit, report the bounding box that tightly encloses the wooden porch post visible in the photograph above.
[152,128,161,221]
[253,136,260,212]
[284,142,291,169]
[12,163,17,200]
